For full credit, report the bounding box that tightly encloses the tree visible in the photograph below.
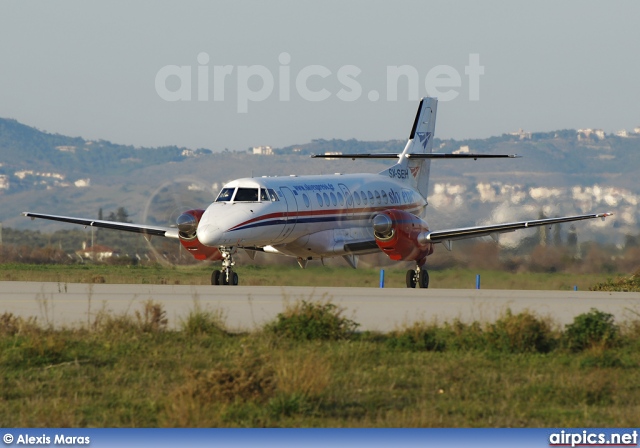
[107,207,131,223]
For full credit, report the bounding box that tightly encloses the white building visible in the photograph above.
[252,146,273,155]
[509,129,532,140]
[577,128,606,140]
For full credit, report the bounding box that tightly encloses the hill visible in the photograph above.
[0,117,638,248]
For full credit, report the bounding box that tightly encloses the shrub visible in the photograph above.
[92,300,168,334]
[181,308,228,337]
[0,312,39,336]
[486,309,557,353]
[590,268,640,292]
[135,300,168,333]
[265,300,359,341]
[386,322,447,352]
[443,319,486,351]
[564,308,619,351]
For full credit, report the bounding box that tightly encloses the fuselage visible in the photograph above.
[196,172,427,259]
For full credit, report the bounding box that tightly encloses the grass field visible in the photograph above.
[0,262,616,290]
[1,302,639,427]
[2,263,637,427]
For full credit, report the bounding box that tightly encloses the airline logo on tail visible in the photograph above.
[416,131,432,149]
[409,166,420,178]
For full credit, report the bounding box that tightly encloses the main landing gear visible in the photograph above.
[406,264,429,288]
[211,246,239,286]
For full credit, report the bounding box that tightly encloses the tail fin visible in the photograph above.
[379,97,438,199]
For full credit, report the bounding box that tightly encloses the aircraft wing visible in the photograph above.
[22,212,179,239]
[344,212,613,254]
[423,212,613,243]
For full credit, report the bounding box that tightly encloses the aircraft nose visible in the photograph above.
[196,221,221,247]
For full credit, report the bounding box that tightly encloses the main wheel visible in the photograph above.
[418,269,429,289]
[211,270,221,285]
[406,269,417,288]
[231,272,239,286]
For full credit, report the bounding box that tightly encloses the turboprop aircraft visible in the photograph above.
[23,97,612,287]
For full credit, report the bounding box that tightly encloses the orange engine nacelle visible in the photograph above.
[373,209,434,264]
[176,209,222,261]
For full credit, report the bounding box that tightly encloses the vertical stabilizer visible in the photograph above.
[380,97,437,200]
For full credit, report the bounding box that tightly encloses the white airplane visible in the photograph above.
[23,97,612,287]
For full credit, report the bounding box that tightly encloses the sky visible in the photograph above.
[1,0,639,151]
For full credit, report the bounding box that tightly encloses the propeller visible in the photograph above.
[141,177,217,265]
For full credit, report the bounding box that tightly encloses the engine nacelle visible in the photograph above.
[176,209,222,261]
[373,209,434,264]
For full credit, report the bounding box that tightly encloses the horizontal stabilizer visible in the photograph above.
[311,153,519,160]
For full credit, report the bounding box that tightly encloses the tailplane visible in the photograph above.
[310,97,518,202]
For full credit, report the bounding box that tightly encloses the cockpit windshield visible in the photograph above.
[234,188,259,202]
[216,188,235,202]
[215,186,272,202]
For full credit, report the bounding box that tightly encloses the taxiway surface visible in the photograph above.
[2,282,639,331]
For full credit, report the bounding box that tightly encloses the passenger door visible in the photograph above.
[273,186,298,242]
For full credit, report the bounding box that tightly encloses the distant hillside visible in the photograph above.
[0,117,638,247]
[278,132,640,191]
[0,118,209,192]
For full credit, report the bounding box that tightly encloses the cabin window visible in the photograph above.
[268,189,279,201]
[260,188,270,201]
[234,188,259,202]
[303,194,310,208]
[374,190,381,205]
[345,192,353,206]
[323,192,330,206]
[367,191,374,204]
[353,191,361,205]
[330,192,337,206]
[216,188,235,202]
[316,192,324,207]
[382,190,388,204]
[361,191,367,205]
[337,192,344,206]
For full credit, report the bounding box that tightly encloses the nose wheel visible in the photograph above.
[406,264,429,288]
[211,247,239,286]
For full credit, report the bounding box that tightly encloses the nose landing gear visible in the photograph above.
[211,246,239,286]
[406,264,429,288]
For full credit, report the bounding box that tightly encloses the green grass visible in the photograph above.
[0,262,615,290]
[2,303,640,427]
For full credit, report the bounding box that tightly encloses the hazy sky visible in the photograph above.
[1,1,639,151]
